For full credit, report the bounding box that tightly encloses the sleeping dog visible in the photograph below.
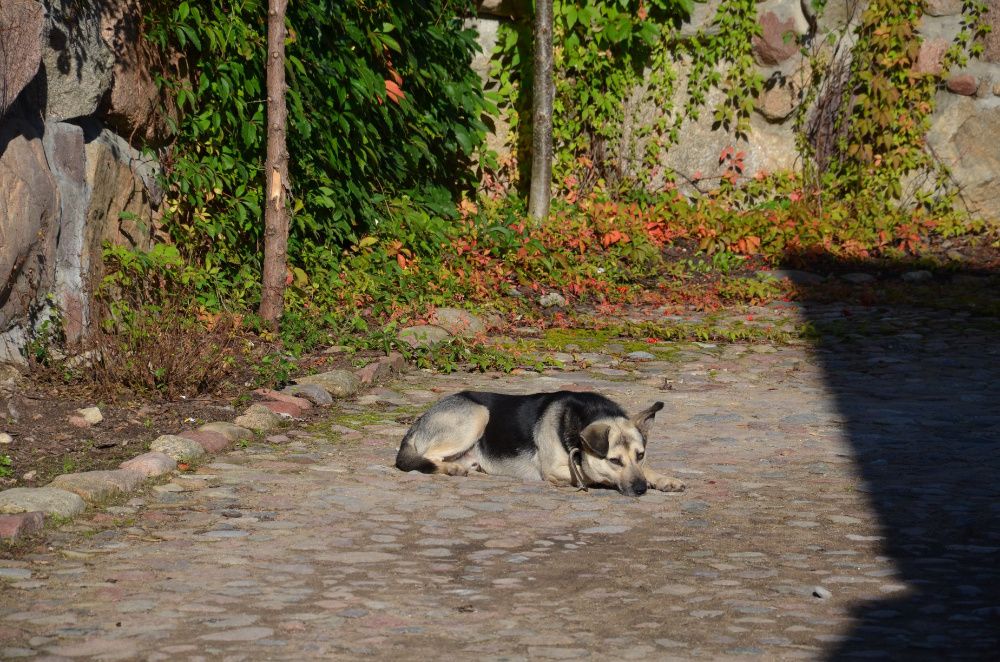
[395,390,685,496]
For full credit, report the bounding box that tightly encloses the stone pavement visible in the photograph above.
[1,302,998,660]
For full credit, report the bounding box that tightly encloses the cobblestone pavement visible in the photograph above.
[1,302,998,660]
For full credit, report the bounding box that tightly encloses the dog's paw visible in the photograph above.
[651,476,686,492]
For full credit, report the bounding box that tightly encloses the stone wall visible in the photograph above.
[470,0,1000,218]
[0,0,164,363]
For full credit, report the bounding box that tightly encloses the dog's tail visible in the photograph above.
[394,435,437,473]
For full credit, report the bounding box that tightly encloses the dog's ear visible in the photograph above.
[579,422,611,457]
[632,401,664,437]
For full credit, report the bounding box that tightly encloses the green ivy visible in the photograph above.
[677,0,762,140]
[488,0,763,194]
[146,0,491,301]
[799,0,990,219]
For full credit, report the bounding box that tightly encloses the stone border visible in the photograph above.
[0,352,406,541]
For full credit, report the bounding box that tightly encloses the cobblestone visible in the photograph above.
[1,302,998,658]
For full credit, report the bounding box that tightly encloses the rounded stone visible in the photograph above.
[902,270,933,283]
[178,430,230,453]
[282,383,334,406]
[75,406,103,425]
[198,422,252,442]
[257,400,303,418]
[0,487,87,518]
[294,369,363,397]
[234,404,285,432]
[120,452,177,478]
[627,351,656,362]
[947,74,979,97]
[149,435,206,462]
[539,292,567,308]
[428,308,486,336]
[841,272,875,284]
[48,469,144,503]
[253,388,312,410]
[0,511,44,540]
[397,325,451,348]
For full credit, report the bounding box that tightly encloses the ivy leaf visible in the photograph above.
[454,126,473,154]
[565,5,578,30]
[377,32,401,53]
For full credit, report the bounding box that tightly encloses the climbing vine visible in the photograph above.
[676,0,762,140]
[800,0,990,220]
[487,0,763,196]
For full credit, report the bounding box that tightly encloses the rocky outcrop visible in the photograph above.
[927,94,1000,217]
[43,121,89,344]
[981,0,1000,62]
[753,11,803,65]
[0,1,166,362]
[0,115,59,360]
[0,0,45,117]
[83,126,160,285]
[99,0,179,145]
[41,0,116,121]
[475,0,529,18]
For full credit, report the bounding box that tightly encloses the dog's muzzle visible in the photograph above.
[622,480,647,497]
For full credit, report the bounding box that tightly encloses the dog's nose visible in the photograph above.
[631,482,647,497]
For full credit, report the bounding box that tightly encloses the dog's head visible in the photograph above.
[576,402,664,497]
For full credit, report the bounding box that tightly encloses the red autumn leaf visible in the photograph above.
[385,79,405,104]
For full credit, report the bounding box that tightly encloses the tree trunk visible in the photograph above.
[527,0,554,222]
[259,0,290,328]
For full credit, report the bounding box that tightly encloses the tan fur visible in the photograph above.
[642,467,686,492]
[398,393,685,495]
[576,415,686,493]
[408,397,489,475]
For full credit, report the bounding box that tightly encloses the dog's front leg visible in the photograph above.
[542,463,580,490]
[643,467,686,492]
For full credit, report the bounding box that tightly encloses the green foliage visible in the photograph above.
[679,0,763,140]
[83,0,996,386]
[147,0,490,287]
[287,1,491,245]
[488,0,763,194]
[25,304,64,367]
[89,245,244,399]
[147,0,266,283]
[718,275,784,305]
[799,0,990,218]
[0,454,12,479]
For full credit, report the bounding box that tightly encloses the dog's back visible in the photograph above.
[395,390,626,474]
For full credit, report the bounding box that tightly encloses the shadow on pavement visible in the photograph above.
[785,255,1000,659]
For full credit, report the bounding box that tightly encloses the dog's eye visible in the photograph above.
[608,457,624,467]
[636,451,644,462]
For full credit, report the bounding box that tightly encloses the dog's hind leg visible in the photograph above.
[395,395,489,476]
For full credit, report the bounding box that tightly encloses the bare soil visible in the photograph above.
[0,349,380,489]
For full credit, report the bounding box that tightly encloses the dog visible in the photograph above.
[395,390,685,496]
